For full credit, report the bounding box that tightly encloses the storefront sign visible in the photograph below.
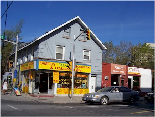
[75,65,91,73]
[60,73,88,78]
[38,60,91,73]
[57,88,89,94]
[111,64,126,75]
[20,61,34,71]
[128,67,140,75]
[53,72,59,83]
[39,61,70,71]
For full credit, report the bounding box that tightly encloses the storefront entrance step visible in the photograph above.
[29,94,54,97]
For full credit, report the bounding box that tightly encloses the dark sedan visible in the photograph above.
[82,86,139,105]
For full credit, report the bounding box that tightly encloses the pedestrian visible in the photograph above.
[2,79,7,95]
[115,88,119,92]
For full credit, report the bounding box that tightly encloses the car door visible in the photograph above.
[114,87,123,101]
[109,87,123,102]
[119,87,132,101]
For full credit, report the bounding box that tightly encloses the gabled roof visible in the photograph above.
[18,16,107,51]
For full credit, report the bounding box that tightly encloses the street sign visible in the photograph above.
[1,35,5,39]
[14,70,17,78]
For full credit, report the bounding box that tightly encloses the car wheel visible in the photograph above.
[100,96,109,105]
[129,97,135,104]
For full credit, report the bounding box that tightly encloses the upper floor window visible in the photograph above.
[83,49,91,60]
[56,45,65,60]
[62,27,71,39]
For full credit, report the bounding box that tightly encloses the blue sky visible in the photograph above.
[1,1,154,45]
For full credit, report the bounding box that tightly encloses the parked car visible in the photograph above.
[82,86,139,105]
[144,91,154,102]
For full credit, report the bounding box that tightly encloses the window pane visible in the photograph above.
[120,87,131,92]
[84,55,89,60]
[56,46,63,53]
[84,51,89,56]
[56,53,62,59]
[83,50,90,60]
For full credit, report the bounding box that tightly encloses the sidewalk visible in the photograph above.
[17,92,84,104]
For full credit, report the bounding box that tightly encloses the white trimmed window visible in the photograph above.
[83,49,91,60]
[56,45,65,60]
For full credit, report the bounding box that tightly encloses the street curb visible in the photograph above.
[29,94,55,97]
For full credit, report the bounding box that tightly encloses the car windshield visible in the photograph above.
[97,87,113,92]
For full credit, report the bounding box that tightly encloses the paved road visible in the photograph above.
[1,93,154,116]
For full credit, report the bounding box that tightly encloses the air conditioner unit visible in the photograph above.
[105,76,109,80]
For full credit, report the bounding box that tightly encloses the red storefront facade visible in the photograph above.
[102,63,128,88]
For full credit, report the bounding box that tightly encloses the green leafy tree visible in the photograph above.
[131,43,154,70]
[115,40,133,65]
[103,40,133,65]
[1,20,24,76]
[103,41,116,63]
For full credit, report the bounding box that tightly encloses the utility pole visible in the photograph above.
[71,35,75,99]
[14,35,18,69]
[13,35,18,86]
[71,28,88,99]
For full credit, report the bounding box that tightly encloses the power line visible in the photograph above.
[1,1,13,19]
[4,1,8,38]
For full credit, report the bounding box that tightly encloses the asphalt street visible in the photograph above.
[1,92,154,116]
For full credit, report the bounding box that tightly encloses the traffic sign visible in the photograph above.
[1,35,5,39]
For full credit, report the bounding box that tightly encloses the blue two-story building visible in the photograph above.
[15,16,106,95]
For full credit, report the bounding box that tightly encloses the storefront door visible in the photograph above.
[121,79,124,86]
[39,73,48,93]
[128,76,133,89]
[89,74,96,93]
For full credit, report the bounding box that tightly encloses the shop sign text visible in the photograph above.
[128,67,140,75]
[111,64,126,75]
[20,61,34,71]
[39,61,91,73]
[57,88,89,94]
[53,72,59,83]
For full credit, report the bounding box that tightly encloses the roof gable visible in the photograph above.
[18,16,106,51]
